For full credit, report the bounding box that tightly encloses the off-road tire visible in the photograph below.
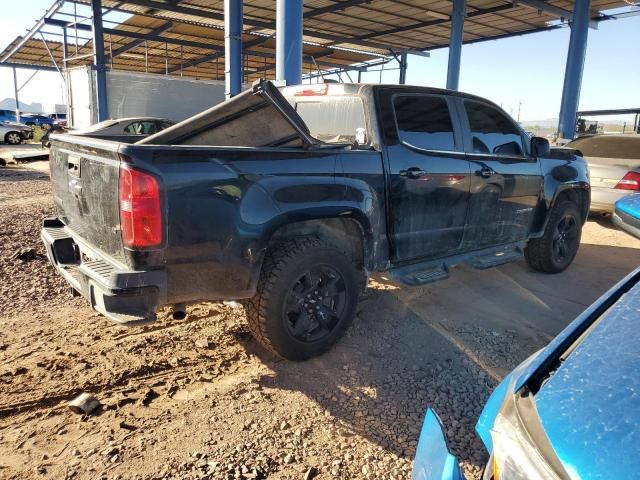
[4,131,23,145]
[525,200,582,273]
[244,237,361,361]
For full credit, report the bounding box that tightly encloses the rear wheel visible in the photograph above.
[245,237,360,360]
[4,131,23,145]
[525,200,582,273]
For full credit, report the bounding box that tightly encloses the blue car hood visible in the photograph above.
[534,279,640,479]
[616,194,640,218]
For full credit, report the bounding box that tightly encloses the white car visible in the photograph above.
[71,117,175,137]
[566,134,640,212]
[0,121,33,145]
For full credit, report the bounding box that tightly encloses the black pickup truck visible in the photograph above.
[43,80,589,360]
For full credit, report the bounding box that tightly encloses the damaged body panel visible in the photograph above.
[44,80,589,345]
[413,267,640,480]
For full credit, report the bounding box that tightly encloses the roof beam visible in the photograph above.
[0,0,65,63]
[515,1,600,29]
[43,18,373,71]
[111,21,172,57]
[354,4,513,41]
[67,0,394,52]
[0,62,59,72]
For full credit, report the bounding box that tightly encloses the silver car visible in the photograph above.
[0,121,33,145]
[566,134,640,212]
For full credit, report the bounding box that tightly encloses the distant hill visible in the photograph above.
[0,98,43,113]
[521,117,629,127]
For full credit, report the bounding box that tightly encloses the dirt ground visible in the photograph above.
[1,159,639,480]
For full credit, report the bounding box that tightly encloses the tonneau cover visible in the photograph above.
[138,79,321,149]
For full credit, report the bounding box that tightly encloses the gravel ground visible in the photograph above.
[1,161,639,480]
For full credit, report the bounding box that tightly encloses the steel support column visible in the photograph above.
[91,0,108,121]
[225,0,243,98]
[558,0,591,140]
[276,0,303,85]
[13,67,20,123]
[446,0,465,90]
[398,52,408,84]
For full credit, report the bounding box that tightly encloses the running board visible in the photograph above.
[390,264,450,286]
[389,242,526,287]
[471,245,524,269]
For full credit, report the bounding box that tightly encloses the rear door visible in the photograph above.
[455,98,542,249]
[381,90,472,262]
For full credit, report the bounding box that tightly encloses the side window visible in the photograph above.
[393,95,457,151]
[463,101,524,156]
[124,121,157,135]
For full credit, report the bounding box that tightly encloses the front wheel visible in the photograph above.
[525,200,582,273]
[4,131,23,145]
[244,237,361,360]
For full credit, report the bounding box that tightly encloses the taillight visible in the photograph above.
[615,171,640,191]
[119,166,162,248]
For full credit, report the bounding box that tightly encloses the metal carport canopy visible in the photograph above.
[0,0,637,131]
[0,0,633,83]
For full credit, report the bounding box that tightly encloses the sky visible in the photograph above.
[1,1,639,122]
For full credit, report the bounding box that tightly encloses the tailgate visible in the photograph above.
[49,135,124,261]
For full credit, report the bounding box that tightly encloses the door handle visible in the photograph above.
[478,167,496,178]
[400,167,428,179]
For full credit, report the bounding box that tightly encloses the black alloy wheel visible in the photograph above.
[284,265,347,343]
[552,214,579,265]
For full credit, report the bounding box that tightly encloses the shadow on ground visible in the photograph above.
[234,240,640,474]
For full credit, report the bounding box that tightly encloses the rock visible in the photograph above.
[283,453,294,464]
[140,388,159,406]
[303,467,317,480]
[195,338,210,349]
[68,393,101,415]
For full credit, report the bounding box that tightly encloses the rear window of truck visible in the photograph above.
[287,96,367,144]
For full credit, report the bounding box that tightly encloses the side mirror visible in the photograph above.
[531,136,550,157]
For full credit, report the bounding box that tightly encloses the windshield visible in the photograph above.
[287,96,367,144]
[567,135,640,159]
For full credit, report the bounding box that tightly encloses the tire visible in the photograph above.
[245,237,361,361]
[4,131,23,145]
[525,200,582,273]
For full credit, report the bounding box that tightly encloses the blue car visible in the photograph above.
[22,114,53,128]
[613,195,640,239]
[413,267,640,480]
[0,109,17,123]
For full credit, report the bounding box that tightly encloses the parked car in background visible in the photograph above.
[48,113,67,126]
[69,117,176,139]
[613,194,640,238]
[43,80,589,360]
[566,134,640,212]
[413,267,640,480]
[21,114,53,129]
[0,109,17,123]
[0,121,33,145]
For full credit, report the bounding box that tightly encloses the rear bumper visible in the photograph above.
[613,209,640,239]
[40,217,166,324]
[590,188,639,213]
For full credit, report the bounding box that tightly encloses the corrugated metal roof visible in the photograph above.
[0,0,632,82]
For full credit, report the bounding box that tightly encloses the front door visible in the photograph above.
[454,98,543,249]
[383,92,472,262]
